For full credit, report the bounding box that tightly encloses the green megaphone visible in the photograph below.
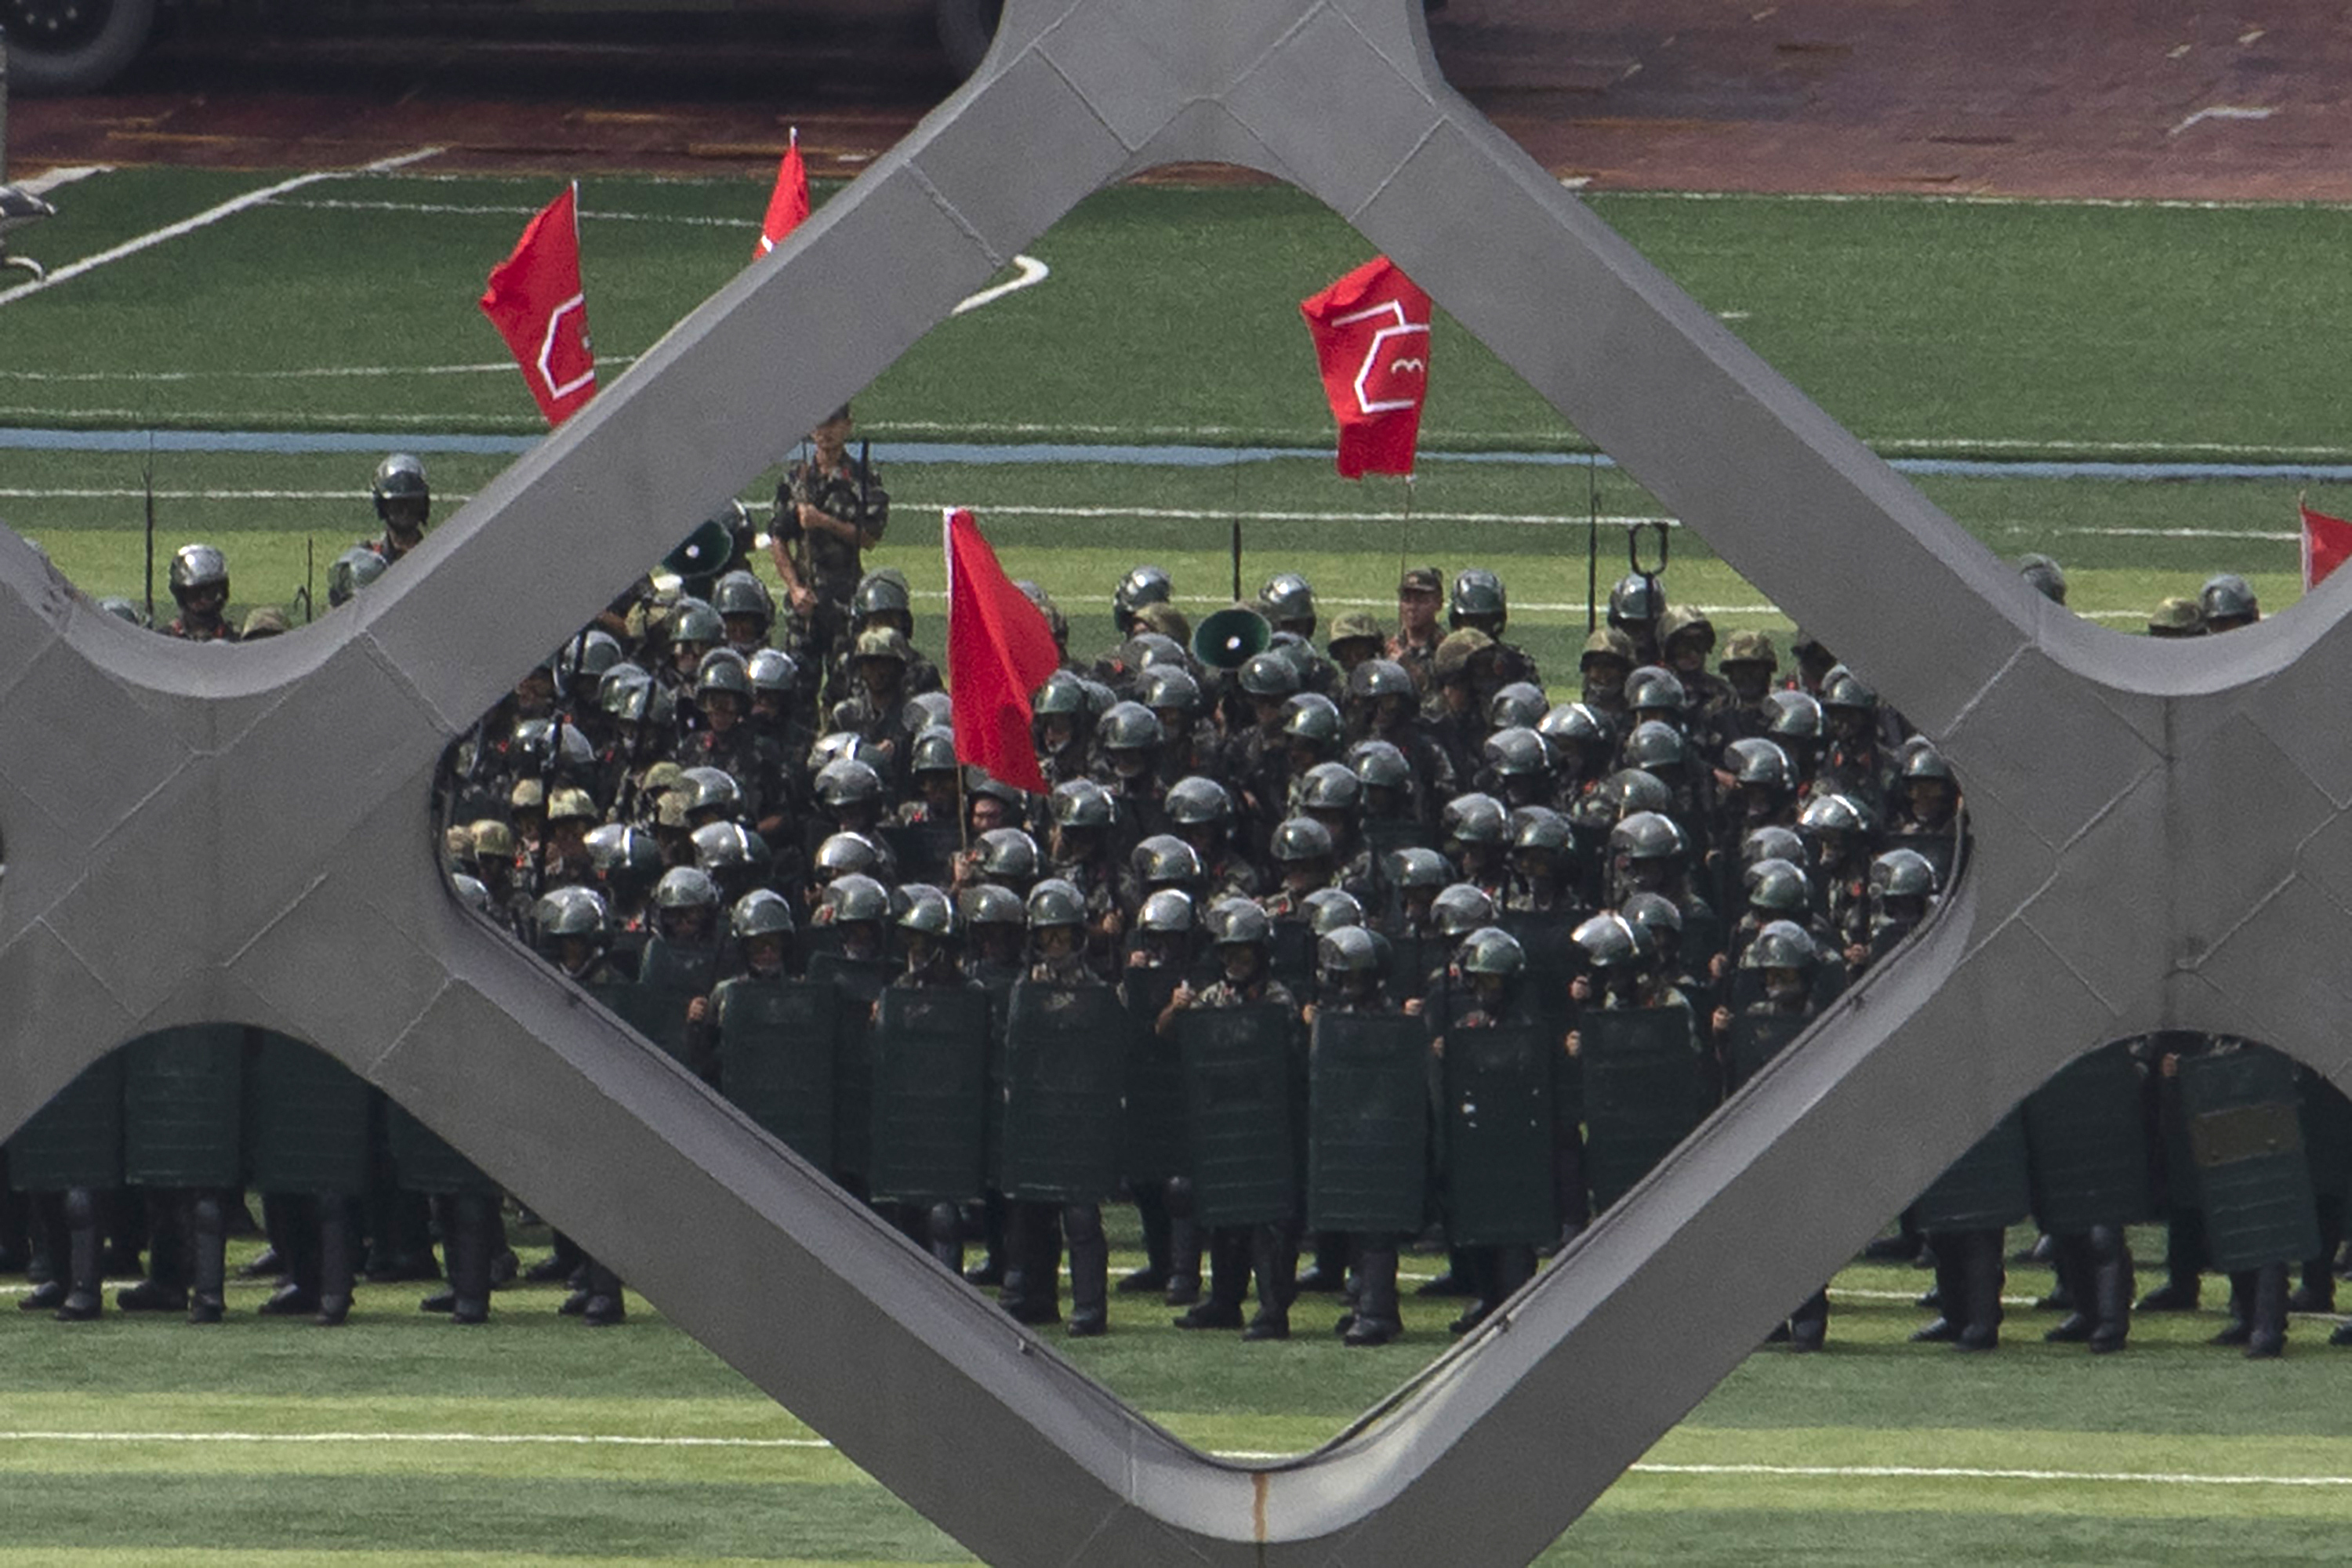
[1192,604,1271,670]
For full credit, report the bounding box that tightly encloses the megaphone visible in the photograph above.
[662,512,739,583]
[1192,604,1271,671]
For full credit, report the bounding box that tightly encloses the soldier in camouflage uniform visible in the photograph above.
[363,452,430,566]
[1387,565,1446,694]
[162,544,238,644]
[1447,569,1541,689]
[768,405,887,674]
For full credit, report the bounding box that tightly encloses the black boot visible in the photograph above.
[1123,1179,1171,1296]
[315,1195,356,1326]
[2045,1232,2095,1341]
[1174,1227,1247,1329]
[526,1229,584,1283]
[2246,1260,2288,1359]
[1163,1178,1201,1305]
[1344,1239,1401,1346]
[580,1256,625,1327]
[2087,1225,2131,1353]
[1000,1203,1060,1325]
[1243,1221,1296,1339]
[187,1192,227,1324]
[1065,1203,1108,1338]
[1952,1229,2002,1350]
[1788,1285,1829,1352]
[2212,1270,2256,1346]
[926,1201,963,1274]
[1913,1230,1969,1341]
[446,1192,495,1324]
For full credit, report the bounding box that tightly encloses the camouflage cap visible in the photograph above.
[655,792,693,830]
[855,626,911,663]
[240,607,291,639]
[1433,627,1495,679]
[509,779,546,812]
[1398,565,1442,595]
[1719,629,1777,668]
[2147,595,2206,636]
[640,760,686,797]
[1327,609,1384,648]
[470,819,517,861]
[1133,600,1191,644]
[1579,626,1637,666]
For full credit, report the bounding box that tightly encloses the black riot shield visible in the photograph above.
[2299,1071,2352,1204]
[2024,1042,2151,1233]
[1120,966,1188,1185]
[386,1102,501,1196]
[1307,1011,1431,1236]
[999,982,1127,1204]
[1176,1003,1299,1229]
[1913,1109,2031,1232]
[2178,1045,2322,1273]
[715,978,840,1171]
[244,1032,372,1197]
[1725,1011,1810,1095]
[1443,1019,1558,1246]
[866,985,992,1205]
[808,952,891,1184]
[1269,919,1316,996]
[5,1052,124,1192]
[122,1025,246,1189]
[879,822,961,887]
[1385,932,1443,1006]
[590,978,699,1073]
[1579,1006,1704,1212]
[1501,911,1579,1030]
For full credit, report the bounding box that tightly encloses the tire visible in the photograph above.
[933,0,1000,79]
[2,0,158,95]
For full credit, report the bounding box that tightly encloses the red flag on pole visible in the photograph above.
[479,183,597,427]
[1299,256,1432,479]
[2303,498,2352,590]
[945,507,1060,795]
[756,129,810,259]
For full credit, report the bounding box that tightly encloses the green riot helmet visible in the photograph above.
[1279,692,1344,750]
[598,662,653,719]
[1098,700,1166,755]
[168,543,229,604]
[1387,846,1455,892]
[895,882,959,939]
[1511,805,1574,857]
[512,717,596,777]
[960,882,1026,931]
[1607,572,1664,633]
[746,647,798,700]
[96,596,145,626]
[1740,824,1808,873]
[851,569,913,629]
[1487,681,1548,733]
[2017,552,2068,605]
[1348,739,1412,793]
[534,884,609,941]
[679,764,743,822]
[731,887,797,940]
[1457,925,1526,978]
[910,726,960,776]
[1798,791,1872,840]
[1819,664,1878,717]
[1869,847,1940,902]
[1623,665,1687,720]
[815,831,885,881]
[1033,670,1091,717]
[1538,700,1613,756]
[1270,815,1335,865]
[713,570,775,630]
[902,691,954,734]
[1206,896,1273,949]
[1449,568,1507,630]
[670,597,724,649]
[692,821,772,878]
[1431,881,1498,937]
[585,822,664,902]
[1440,791,1509,848]
[1049,777,1116,830]
[1345,656,1417,708]
[1258,572,1318,635]
[1138,887,1198,935]
[326,545,387,608]
[695,648,753,704]
[1622,720,1686,775]
[1317,924,1385,989]
[1571,910,1652,971]
[1620,891,1683,951]
[450,873,492,914]
[1138,665,1203,721]
[1610,810,1687,865]
[1598,768,1675,820]
[1298,760,1363,814]
[812,757,884,811]
[1899,738,1955,783]
[653,865,722,914]
[976,826,1042,887]
[1744,856,1812,915]
[1240,650,1302,700]
[1131,833,1205,890]
[1740,918,1818,974]
[372,452,430,526]
[1025,877,1087,931]
[1164,775,1233,830]
[1483,726,1553,781]
[808,730,886,778]
[1658,604,1715,662]
[555,629,624,690]
[1113,564,1174,633]
[1726,736,1798,793]
[1762,689,1824,743]
[1120,633,1188,676]
[1302,886,1365,935]
[818,872,891,927]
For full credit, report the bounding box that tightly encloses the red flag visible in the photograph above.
[478,183,596,427]
[945,507,1061,795]
[1299,256,1432,478]
[756,129,810,259]
[2303,499,2352,590]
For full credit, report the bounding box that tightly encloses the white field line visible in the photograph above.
[15,165,111,197]
[0,147,444,309]
[951,254,1050,315]
[0,364,537,383]
[0,1428,2346,1490]
[1619,188,2321,213]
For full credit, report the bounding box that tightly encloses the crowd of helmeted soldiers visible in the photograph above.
[7,437,2345,1361]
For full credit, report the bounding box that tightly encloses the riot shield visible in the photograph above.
[2023,1041,2151,1233]
[386,1103,501,1196]
[2299,1072,2352,1205]
[1913,1109,2031,1232]
[2178,1045,2322,1273]
[244,1032,372,1197]
[122,1025,246,1189]
[1307,1011,1431,1236]
[1175,1003,1299,1229]
[591,977,700,1073]
[999,982,1127,1203]
[1120,966,1188,1185]
[866,985,992,1205]
[808,952,891,1184]
[1579,1006,1704,1212]
[1442,1019,1558,1246]
[5,1053,124,1193]
[1385,932,1443,1005]
[1725,1011,1809,1095]
[715,978,840,1171]
[1501,911,1580,1030]
[879,822,961,887]
[1269,920,1316,996]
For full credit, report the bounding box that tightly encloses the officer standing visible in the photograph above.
[365,453,431,564]
[769,405,888,672]
[162,544,238,644]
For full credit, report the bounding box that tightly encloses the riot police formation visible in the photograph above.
[12,524,2349,1368]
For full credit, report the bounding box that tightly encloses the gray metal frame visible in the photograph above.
[2,2,2343,1561]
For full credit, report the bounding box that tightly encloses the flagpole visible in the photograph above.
[1584,452,1600,634]
[1229,443,1243,602]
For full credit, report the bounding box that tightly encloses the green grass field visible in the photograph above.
[6,162,2352,1561]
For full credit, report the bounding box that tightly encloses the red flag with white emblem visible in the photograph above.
[756,129,811,259]
[945,508,1061,796]
[2303,498,2352,590]
[479,183,597,427]
[1300,256,1432,478]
